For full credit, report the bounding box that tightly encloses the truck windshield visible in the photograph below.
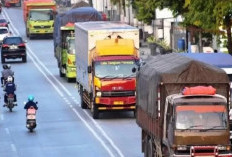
[30,10,53,21]
[175,105,227,130]
[95,60,137,78]
[68,39,75,54]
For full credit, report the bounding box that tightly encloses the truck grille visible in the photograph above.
[34,26,51,29]
[102,91,135,97]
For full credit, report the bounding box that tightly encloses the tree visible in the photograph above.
[134,0,232,54]
[183,0,232,54]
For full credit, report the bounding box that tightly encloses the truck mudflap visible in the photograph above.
[174,146,232,157]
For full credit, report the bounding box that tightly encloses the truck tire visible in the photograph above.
[92,103,99,119]
[59,68,65,77]
[67,77,72,82]
[22,56,27,63]
[80,85,87,109]
[15,1,21,7]
[144,136,153,157]
[1,56,5,63]
[26,29,29,37]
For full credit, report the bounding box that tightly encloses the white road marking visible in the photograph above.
[5,128,10,135]
[1,115,4,120]
[3,10,124,157]
[72,108,115,157]
[11,144,16,152]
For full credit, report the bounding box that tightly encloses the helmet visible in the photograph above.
[28,95,34,101]
[7,76,13,82]
[2,64,7,69]
[7,64,11,69]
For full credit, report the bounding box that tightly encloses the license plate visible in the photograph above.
[40,30,45,33]
[9,45,17,49]
[113,101,124,105]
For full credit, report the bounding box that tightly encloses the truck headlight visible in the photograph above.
[218,145,230,150]
[177,146,187,151]
[96,91,102,97]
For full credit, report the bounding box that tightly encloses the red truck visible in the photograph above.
[2,0,21,7]
[136,53,232,157]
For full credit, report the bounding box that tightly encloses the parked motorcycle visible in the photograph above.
[26,106,37,132]
[5,93,15,112]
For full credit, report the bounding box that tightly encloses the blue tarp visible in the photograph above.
[180,53,232,68]
[53,7,102,47]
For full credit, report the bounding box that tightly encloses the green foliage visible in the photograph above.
[134,0,157,24]
[147,36,171,50]
[146,36,159,43]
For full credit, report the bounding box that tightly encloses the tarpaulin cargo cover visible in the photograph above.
[53,7,102,48]
[136,53,230,119]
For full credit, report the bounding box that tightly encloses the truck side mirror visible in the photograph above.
[87,66,92,73]
[132,67,136,73]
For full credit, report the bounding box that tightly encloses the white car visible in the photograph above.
[0,27,11,43]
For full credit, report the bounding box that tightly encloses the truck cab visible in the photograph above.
[57,24,76,82]
[61,34,76,81]
[165,94,231,156]
[26,8,55,38]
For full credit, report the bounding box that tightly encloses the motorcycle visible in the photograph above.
[26,105,37,132]
[5,93,15,112]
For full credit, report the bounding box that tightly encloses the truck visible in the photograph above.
[136,53,232,157]
[53,7,102,82]
[23,0,56,39]
[2,0,21,7]
[75,21,140,119]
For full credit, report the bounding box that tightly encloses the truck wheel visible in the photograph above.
[92,103,99,119]
[26,29,29,37]
[1,56,5,63]
[29,34,32,40]
[15,1,21,7]
[144,136,153,157]
[162,146,170,157]
[67,77,72,82]
[59,69,65,77]
[80,85,88,109]
[22,56,27,63]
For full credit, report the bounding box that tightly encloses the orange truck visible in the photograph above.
[75,21,140,119]
[23,0,56,39]
[2,0,21,7]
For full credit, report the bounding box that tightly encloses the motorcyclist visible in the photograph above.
[24,95,38,110]
[1,64,14,86]
[3,76,17,107]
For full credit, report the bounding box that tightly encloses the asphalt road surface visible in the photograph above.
[0,6,143,157]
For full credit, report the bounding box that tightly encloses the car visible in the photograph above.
[0,19,9,28]
[1,36,27,63]
[0,27,11,43]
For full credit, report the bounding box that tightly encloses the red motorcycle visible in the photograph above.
[5,93,15,112]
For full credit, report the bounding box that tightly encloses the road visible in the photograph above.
[0,6,143,157]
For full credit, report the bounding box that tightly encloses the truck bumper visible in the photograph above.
[66,66,76,78]
[95,96,136,110]
[29,28,53,35]
[174,154,232,157]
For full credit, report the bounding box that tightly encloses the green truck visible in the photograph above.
[53,7,102,82]
[56,23,76,81]
[23,0,57,39]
